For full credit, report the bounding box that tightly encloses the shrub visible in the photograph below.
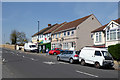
[108,44,120,61]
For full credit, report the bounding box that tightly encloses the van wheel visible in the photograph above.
[95,62,100,69]
[24,49,26,52]
[69,58,74,64]
[80,60,85,66]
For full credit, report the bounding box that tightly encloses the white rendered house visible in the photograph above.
[91,18,120,47]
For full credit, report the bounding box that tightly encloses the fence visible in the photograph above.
[0,44,15,50]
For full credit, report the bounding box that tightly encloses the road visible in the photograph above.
[2,48,119,79]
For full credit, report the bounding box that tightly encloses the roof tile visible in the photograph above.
[91,18,120,33]
[53,14,92,33]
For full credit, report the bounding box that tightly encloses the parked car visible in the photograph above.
[49,48,63,55]
[57,50,80,64]
[24,42,38,52]
[79,47,114,68]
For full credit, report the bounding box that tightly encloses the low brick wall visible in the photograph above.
[0,44,15,50]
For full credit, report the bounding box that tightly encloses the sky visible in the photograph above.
[2,2,118,44]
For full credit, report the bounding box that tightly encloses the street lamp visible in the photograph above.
[37,21,40,53]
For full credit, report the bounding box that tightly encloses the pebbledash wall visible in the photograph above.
[76,15,102,50]
[51,14,102,50]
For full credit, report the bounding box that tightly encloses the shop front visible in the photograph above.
[39,42,51,53]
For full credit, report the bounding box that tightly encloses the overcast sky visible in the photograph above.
[2,2,118,44]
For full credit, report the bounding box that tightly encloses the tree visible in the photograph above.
[10,30,17,44]
[17,32,28,45]
[10,30,28,45]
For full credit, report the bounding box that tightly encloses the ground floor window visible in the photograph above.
[52,44,55,49]
[63,43,68,49]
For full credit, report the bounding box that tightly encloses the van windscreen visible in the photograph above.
[101,51,112,60]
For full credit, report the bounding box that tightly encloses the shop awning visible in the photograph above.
[39,42,51,45]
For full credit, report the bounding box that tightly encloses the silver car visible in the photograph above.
[57,50,80,64]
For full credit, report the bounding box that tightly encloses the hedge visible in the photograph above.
[108,44,120,61]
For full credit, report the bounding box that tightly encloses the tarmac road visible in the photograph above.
[2,48,119,79]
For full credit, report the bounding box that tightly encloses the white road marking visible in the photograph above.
[31,58,34,60]
[2,58,5,62]
[58,62,69,64]
[23,56,25,58]
[76,70,98,78]
[43,61,56,65]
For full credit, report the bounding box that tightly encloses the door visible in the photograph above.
[60,51,67,61]
[65,51,73,61]
[93,51,104,66]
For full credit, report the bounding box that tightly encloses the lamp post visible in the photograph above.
[37,21,39,53]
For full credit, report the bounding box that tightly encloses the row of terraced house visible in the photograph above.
[32,14,120,53]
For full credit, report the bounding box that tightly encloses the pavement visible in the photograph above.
[113,61,120,70]
[2,48,119,79]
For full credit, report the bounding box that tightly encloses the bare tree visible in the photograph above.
[17,32,28,45]
[10,30,28,46]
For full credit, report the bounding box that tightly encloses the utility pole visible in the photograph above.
[37,21,39,53]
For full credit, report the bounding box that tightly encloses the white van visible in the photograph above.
[24,42,38,52]
[79,47,114,68]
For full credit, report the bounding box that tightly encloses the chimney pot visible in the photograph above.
[48,24,51,27]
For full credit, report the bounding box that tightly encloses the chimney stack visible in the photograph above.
[48,24,51,27]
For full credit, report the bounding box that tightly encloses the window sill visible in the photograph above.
[95,41,102,43]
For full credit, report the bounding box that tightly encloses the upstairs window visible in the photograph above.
[64,32,66,36]
[71,30,74,35]
[59,33,61,38]
[110,30,116,40]
[67,31,70,36]
[117,29,120,39]
[56,34,57,38]
[53,34,54,39]
[107,30,109,40]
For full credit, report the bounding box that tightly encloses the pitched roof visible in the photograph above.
[91,18,120,33]
[91,24,108,33]
[32,24,57,37]
[53,14,93,33]
[113,18,120,24]
[43,22,67,34]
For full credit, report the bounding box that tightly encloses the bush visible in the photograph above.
[108,44,120,61]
